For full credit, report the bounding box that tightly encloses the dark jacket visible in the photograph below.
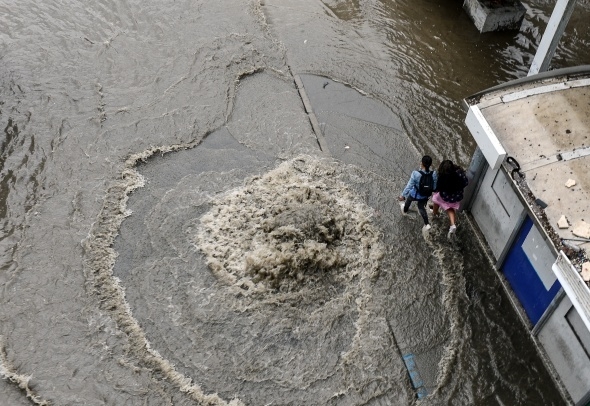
[436,168,468,203]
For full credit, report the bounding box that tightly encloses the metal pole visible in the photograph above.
[528,0,577,76]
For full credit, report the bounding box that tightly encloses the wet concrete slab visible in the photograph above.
[299,74,404,130]
[298,74,418,179]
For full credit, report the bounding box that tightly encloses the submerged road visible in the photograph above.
[1,0,589,404]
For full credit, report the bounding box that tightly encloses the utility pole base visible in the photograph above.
[463,0,526,33]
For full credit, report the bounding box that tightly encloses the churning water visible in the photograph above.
[0,0,589,404]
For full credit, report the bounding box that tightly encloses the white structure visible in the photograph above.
[463,67,590,405]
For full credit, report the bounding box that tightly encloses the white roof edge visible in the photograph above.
[465,105,506,171]
[501,78,590,103]
[552,251,590,333]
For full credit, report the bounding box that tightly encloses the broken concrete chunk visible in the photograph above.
[463,0,526,33]
[572,221,590,239]
[557,215,569,229]
[582,262,590,282]
[565,179,576,188]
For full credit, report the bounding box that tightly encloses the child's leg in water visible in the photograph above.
[447,208,456,226]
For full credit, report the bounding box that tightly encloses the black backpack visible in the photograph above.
[417,170,434,197]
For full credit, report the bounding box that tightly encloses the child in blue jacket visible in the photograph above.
[398,155,437,231]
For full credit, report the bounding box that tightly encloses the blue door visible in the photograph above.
[501,217,561,325]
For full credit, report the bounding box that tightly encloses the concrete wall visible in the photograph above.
[538,295,590,405]
[470,166,525,259]
[463,0,526,33]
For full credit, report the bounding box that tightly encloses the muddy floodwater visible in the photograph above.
[1,0,589,405]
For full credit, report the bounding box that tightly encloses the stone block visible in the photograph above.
[463,0,526,33]
[557,215,569,229]
[572,220,590,239]
[565,179,576,188]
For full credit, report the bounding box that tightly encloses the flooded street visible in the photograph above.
[0,0,589,404]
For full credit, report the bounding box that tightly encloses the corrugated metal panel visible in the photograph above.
[552,251,590,333]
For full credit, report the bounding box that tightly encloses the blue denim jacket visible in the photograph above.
[401,170,438,200]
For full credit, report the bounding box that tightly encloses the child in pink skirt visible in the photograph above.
[432,160,468,238]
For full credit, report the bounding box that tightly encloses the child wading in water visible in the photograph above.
[432,160,469,238]
[398,155,437,233]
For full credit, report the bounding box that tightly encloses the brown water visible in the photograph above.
[0,0,589,405]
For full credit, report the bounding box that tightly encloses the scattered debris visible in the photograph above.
[573,221,590,239]
[582,262,590,282]
[557,215,569,229]
[565,178,576,188]
[563,240,581,252]
[507,161,588,274]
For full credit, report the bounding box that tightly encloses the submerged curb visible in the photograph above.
[294,74,331,155]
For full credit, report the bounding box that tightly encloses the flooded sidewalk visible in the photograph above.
[106,72,563,404]
[1,0,586,404]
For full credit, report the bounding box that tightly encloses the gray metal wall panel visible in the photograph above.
[471,167,525,259]
[539,295,590,404]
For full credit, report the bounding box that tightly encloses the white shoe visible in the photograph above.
[422,224,431,239]
[400,201,408,216]
[447,225,457,238]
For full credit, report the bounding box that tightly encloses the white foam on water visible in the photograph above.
[418,220,470,403]
[0,337,50,406]
[195,155,384,296]
[82,144,246,406]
